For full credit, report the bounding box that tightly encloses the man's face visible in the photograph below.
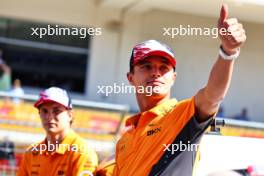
[38,102,72,135]
[127,56,176,98]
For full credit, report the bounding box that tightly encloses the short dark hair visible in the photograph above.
[129,57,176,73]
[129,49,135,72]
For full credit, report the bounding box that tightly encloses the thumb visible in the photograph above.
[219,4,228,25]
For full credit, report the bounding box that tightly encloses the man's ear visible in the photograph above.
[173,71,177,81]
[68,110,73,121]
[127,72,134,85]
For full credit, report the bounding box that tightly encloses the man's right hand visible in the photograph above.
[217,4,246,55]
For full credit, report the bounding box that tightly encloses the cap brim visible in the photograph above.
[133,50,176,68]
[34,99,68,109]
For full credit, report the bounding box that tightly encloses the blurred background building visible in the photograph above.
[0,0,263,120]
[0,0,264,175]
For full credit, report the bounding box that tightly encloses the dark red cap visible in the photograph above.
[130,40,176,70]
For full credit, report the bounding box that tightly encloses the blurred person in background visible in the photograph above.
[17,87,98,176]
[0,50,11,92]
[0,136,15,168]
[9,79,24,104]
[216,106,225,118]
[232,107,250,121]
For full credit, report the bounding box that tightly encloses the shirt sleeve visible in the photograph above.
[112,139,122,176]
[165,97,196,133]
[17,153,29,176]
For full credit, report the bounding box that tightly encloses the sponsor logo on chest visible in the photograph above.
[147,127,161,136]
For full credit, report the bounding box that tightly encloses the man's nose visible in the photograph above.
[151,67,161,78]
[44,112,54,120]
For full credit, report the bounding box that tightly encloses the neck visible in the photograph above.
[136,93,171,112]
[46,128,70,145]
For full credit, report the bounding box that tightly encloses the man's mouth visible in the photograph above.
[146,80,164,85]
[45,123,56,127]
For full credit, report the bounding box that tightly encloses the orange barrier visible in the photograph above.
[221,126,264,138]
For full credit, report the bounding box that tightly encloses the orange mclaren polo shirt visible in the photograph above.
[114,97,212,176]
[17,130,98,176]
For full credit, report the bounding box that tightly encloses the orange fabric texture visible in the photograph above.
[17,130,98,176]
[114,97,196,176]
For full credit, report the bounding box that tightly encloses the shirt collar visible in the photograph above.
[56,130,76,154]
[32,130,77,155]
[125,98,178,127]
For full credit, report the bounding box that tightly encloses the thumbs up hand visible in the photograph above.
[218,4,246,55]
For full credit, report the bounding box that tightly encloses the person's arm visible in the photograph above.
[195,4,246,122]
[94,154,116,176]
[72,147,98,176]
[0,64,11,74]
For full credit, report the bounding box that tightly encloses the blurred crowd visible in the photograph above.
[0,49,24,104]
[217,106,251,121]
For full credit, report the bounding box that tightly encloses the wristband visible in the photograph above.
[219,45,240,60]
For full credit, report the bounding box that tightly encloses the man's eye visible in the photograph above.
[41,109,48,114]
[142,64,152,70]
[160,65,169,71]
[53,109,62,114]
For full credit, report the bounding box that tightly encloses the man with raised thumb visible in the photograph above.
[110,4,246,176]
